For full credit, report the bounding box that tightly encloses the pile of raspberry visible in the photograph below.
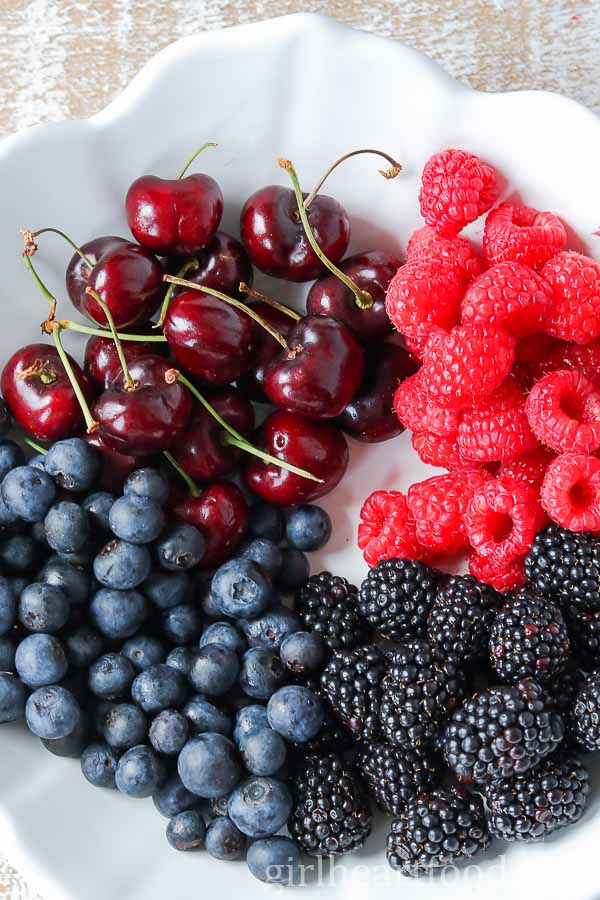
[359,148,600,592]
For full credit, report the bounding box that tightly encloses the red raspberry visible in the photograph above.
[403,333,430,363]
[465,477,543,566]
[543,251,600,344]
[498,446,554,491]
[458,376,537,463]
[525,369,600,454]
[469,553,526,593]
[412,431,464,470]
[385,257,463,340]
[394,373,461,437]
[541,452,600,531]
[483,203,567,270]
[407,469,490,555]
[546,340,600,385]
[419,149,498,238]
[461,262,553,339]
[358,490,423,566]
[406,226,486,280]
[419,324,515,409]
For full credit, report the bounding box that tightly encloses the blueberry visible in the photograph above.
[227,776,292,838]
[38,556,91,606]
[242,728,287,776]
[15,633,68,687]
[280,631,324,675]
[189,644,240,697]
[178,733,242,798]
[44,502,90,554]
[18,582,70,633]
[0,440,25,480]
[29,454,47,472]
[275,548,310,592]
[239,649,286,700]
[248,503,285,543]
[93,539,151,590]
[240,606,301,651]
[41,712,88,758]
[166,810,206,851]
[156,524,205,571]
[131,664,187,714]
[0,534,38,573]
[65,627,103,668]
[201,590,222,619]
[25,685,80,739]
[103,703,148,750]
[153,774,200,819]
[109,495,165,545]
[6,575,28,596]
[165,646,201,678]
[44,438,99,492]
[267,685,324,743]
[210,795,231,817]
[88,653,135,699]
[93,699,115,734]
[211,559,272,620]
[90,588,147,639]
[143,571,190,610]
[121,634,165,670]
[58,546,94,567]
[161,603,201,644]
[183,694,232,736]
[199,621,247,655]
[80,742,119,788]
[205,816,246,861]
[286,504,332,551]
[149,708,189,755]
[233,705,270,748]
[0,636,16,672]
[247,837,301,884]
[0,672,26,722]
[124,468,169,505]
[240,539,283,577]
[115,744,164,798]
[1,465,56,522]
[0,493,19,526]
[82,491,114,534]
[0,577,16,636]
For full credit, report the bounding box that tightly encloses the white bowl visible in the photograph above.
[1,13,600,900]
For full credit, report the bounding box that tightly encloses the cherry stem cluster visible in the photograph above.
[85,288,138,391]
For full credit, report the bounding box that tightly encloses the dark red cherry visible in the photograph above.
[262,316,365,419]
[337,343,417,442]
[244,410,349,506]
[93,355,191,456]
[66,235,164,328]
[1,343,95,441]
[169,231,253,297]
[170,387,255,481]
[84,432,147,492]
[84,330,164,390]
[307,250,401,343]
[238,301,297,401]
[163,289,254,385]
[170,481,249,568]
[240,186,350,282]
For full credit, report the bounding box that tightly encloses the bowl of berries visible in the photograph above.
[1,12,600,900]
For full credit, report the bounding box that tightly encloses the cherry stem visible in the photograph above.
[156,259,200,327]
[22,227,93,267]
[23,436,48,455]
[302,149,402,210]
[162,450,200,498]
[278,159,373,311]
[176,142,218,180]
[163,276,289,349]
[51,323,98,433]
[56,320,168,342]
[167,369,323,485]
[238,282,301,321]
[22,254,57,321]
[85,288,137,391]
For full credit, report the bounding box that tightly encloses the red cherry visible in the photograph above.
[1,343,94,441]
[244,410,349,506]
[170,480,248,568]
[84,330,163,390]
[238,300,297,401]
[168,231,253,297]
[84,432,147,493]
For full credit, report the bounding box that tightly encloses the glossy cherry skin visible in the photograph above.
[263,315,365,419]
[66,235,165,329]
[93,355,191,456]
[240,186,350,282]
[337,343,417,442]
[237,301,297,402]
[307,250,401,344]
[84,331,163,390]
[170,481,249,568]
[84,432,148,493]
[126,173,223,257]
[169,231,253,297]
[163,289,254,385]
[170,388,255,482]
[244,410,349,506]
[1,343,95,441]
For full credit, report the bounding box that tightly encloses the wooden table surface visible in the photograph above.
[0,0,599,896]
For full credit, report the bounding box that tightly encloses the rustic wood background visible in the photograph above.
[0,0,599,896]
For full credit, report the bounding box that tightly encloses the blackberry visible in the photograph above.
[484,753,591,842]
[386,787,490,877]
[289,753,372,856]
[358,558,441,642]
[565,607,600,667]
[320,645,387,741]
[379,640,466,750]
[427,574,501,663]
[525,524,600,612]
[356,741,438,816]
[441,678,565,784]
[571,672,600,750]
[288,677,355,758]
[489,588,570,683]
[547,664,588,722]
[295,573,365,652]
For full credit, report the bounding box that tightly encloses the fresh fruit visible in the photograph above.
[358,558,441,642]
[419,148,498,237]
[483,203,567,269]
[296,572,365,651]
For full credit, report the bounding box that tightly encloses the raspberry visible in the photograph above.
[412,431,463,471]
[393,373,461,437]
[458,376,537,463]
[406,226,486,280]
[407,470,490,555]
[419,149,498,238]
[498,446,554,491]
[547,340,600,385]
[358,491,423,566]
[483,203,567,270]
[465,477,543,566]
[469,553,527,593]
[543,251,600,344]
[541,453,600,531]
[511,334,567,390]
[419,324,515,409]
[385,258,463,340]
[461,262,553,339]
[403,333,430,363]
[525,369,600,454]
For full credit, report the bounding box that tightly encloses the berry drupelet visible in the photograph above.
[319,645,388,741]
[358,558,442,642]
[525,524,600,612]
[427,574,501,663]
[571,672,600,751]
[356,742,438,816]
[295,572,366,652]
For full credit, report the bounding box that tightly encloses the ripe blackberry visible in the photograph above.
[441,678,565,784]
[295,572,365,652]
[289,753,372,856]
[379,640,466,750]
[489,588,570,683]
[565,607,600,667]
[427,574,501,663]
[288,676,355,758]
[356,741,438,816]
[484,753,591,842]
[571,672,600,750]
[358,558,442,642]
[547,665,588,722]
[386,787,491,877]
[525,523,600,612]
[320,645,387,741]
